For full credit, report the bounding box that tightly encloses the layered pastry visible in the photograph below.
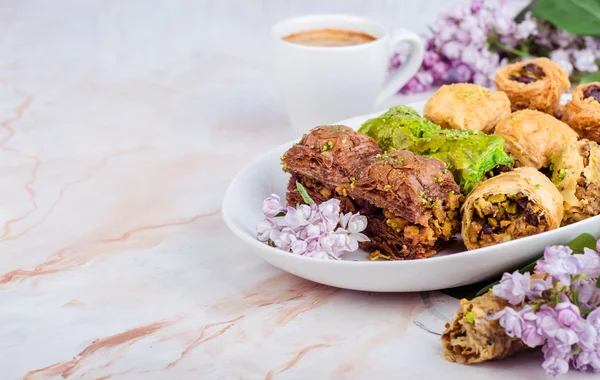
[282,126,463,260]
[562,82,600,142]
[461,168,564,250]
[493,109,578,171]
[552,139,600,225]
[423,83,511,133]
[350,151,463,259]
[494,57,570,114]
[360,105,513,194]
[441,293,525,364]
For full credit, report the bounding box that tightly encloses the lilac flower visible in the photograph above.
[549,49,574,76]
[452,64,473,83]
[556,297,581,328]
[573,49,599,73]
[575,319,598,351]
[574,348,600,373]
[284,204,315,229]
[494,307,524,338]
[290,239,308,255]
[580,248,600,278]
[515,12,538,40]
[597,239,600,255]
[542,342,571,377]
[521,307,545,347]
[574,279,600,310]
[442,41,463,60]
[270,227,297,251]
[535,245,582,285]
[318,199,341,223]
[492,271,531,305]
[536,306,578,353]
[529,276,552,299]
[256,219,277,242]
[589,309,600,334]
[261,194,284,218]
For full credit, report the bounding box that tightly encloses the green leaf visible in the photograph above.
[566,233,597,254]
[515,1,536,22]
[581,71,600,84]
[533,0,600,37]
[596,276,600,289]
[295,182,314,205]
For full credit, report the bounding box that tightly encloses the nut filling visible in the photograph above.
[583,84,600,103]
[288,174,462,259]
[564,142,600,224]
[509,63,546,84]
[467,193,549,247]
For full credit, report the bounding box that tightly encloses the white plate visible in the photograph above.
[222,101,600,292]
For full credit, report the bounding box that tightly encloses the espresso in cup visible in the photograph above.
[282,28,376,47]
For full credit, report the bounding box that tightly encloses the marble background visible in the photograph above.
[1,1,577,379]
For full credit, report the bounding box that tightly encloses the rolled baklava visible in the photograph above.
[441,293,525,364]
[562,82,600,142]
[494,57,570,114]
[552,139,600,225]
[493,110,578,171]
[461,168,564,250]
[423,83,511,133]
[360,105,513,194]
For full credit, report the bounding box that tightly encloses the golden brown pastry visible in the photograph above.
[494,109,578,170]
[423,83,511,133]
[552,139,600,225]
[461,168,564,250]
[494,57,570,114]
[562,82,600,142]
[441,293,525,364]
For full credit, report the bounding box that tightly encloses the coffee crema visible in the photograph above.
[282,28,376,47]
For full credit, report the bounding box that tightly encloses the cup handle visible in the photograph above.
[375,29,425,106]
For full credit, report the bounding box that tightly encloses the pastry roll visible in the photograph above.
[552,139,600,225]
[494,57,570,114]
[350,150,463,259]
[441,293,525,364]
[562,82,600,142]
[461,168,564,250]
[493,110,578,170]
[423,83,511,133]
[359,105,514,194]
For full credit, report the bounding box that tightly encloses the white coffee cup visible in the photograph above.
[272,14,425,134]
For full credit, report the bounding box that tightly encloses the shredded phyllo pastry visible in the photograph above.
[552,139,600,225]
[282,126,463,260]
[494,57,570,115]
[461,168,563,250]
[359,105,513,194]
[423,83,511,133]
[493,109,578,170]
[562,82,600,143]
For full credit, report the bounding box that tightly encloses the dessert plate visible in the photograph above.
[222,101,600,292]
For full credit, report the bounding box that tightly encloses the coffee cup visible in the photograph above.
[272,14,425,134]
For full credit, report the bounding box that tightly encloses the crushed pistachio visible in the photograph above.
[535,184,541,189]
[465,311,475,324]
[557,168,567,181]
[368,250,392,261]
[384,184,392,190]
[321,140,334,151]
[349,177,356,189]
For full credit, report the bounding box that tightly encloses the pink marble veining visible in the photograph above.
[0,1,578,379]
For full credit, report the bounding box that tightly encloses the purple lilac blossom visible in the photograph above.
[390,0,600,94]
[492,271,531,305]
[257,197,369,260]
[535,245,582,285]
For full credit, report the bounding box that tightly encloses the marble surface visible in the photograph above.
[0,0,575,379]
